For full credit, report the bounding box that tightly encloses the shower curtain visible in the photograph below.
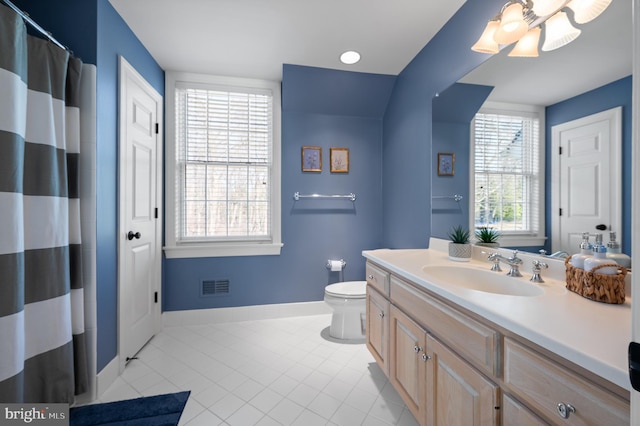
[0,4,88,403]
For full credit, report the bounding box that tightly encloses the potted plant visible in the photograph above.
[475,226,500,248]
[448,225,472,262]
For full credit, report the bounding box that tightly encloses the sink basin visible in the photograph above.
[422,265,544,297]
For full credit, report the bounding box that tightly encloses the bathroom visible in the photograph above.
[2,0,639,423]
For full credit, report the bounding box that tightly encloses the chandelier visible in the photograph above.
[471,0,612,57]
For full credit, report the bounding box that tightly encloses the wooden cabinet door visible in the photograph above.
[502,394,547,426]
[426,335,499,426]
[390,305,427,425]
[366,285,389,376]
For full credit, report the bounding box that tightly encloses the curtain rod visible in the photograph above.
[2,0,69,52]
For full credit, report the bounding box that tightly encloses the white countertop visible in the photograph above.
[362,239,631,391]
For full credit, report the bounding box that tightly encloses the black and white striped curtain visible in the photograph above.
[0,4,88,403]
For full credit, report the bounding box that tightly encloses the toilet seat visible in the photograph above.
[324,281,366,299]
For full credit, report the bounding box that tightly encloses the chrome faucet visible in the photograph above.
[530,260,549,283]
[487,250,523,277]
[538,249,569,259]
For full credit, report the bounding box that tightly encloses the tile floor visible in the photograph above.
[95,314,419,426]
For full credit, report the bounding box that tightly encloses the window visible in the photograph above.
[165,72,282,258]
[470,103,545,246]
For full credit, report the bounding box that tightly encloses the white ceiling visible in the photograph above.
[108,0,466,81]
[109,0,631,107]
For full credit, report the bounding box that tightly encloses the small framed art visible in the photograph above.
[330,148,349,173]
[437,153,454,176]
[302,146,322,172]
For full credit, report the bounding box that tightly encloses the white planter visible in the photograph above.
[448,242,472,262]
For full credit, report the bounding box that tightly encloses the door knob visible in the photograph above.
[595,224,607,230]
[127,231,141,240]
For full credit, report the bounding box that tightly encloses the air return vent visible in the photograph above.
[201,279,230,297]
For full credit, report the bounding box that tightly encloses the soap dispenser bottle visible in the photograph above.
[584,233,618,275]
[606,231,631,268]
[570,232,593,269]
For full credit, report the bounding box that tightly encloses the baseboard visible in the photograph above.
[162,301,332,327]
[96,355,119,398]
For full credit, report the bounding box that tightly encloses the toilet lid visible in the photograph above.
[325,281,366,298]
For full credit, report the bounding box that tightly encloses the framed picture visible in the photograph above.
[437,153,455,176]
[330,148,349,173]
[301,146,322,172]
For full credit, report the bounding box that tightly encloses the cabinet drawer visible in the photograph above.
[366,262,389,296]
[503,337,629,425]
[390,276,498,377]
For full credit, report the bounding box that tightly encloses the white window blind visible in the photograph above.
[175,85,272,242]
[472,112,541,235]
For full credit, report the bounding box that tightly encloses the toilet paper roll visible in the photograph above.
[329,260,343,272]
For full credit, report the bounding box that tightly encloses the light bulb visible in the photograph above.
[508,27,541,57]
[493,3,528,45]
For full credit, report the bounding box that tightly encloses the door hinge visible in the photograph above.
[154,292,158,303]
[155,123,159,134]
[154,207,158,219]
[559,146,563,155]
[559,208,563,216]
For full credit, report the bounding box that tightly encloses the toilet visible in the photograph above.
[324,281,367,340]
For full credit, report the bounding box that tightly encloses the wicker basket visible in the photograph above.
[564,256,627,304]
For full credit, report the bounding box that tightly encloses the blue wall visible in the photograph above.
[95,0,164,371]
[14,0,165,372]
[381,0,509,249]
[431,83,493,238]
[546,76,632,255]
[162,65,395,311]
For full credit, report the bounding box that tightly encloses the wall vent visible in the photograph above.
[201,279,230,297]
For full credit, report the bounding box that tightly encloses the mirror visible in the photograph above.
[431,0,632,254]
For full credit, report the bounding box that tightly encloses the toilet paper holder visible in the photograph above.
[326,259,346,271]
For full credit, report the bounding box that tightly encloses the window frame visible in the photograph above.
[164,72,282,258]
[469,101,546,247]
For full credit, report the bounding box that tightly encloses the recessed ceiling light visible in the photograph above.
[340,50,361,65]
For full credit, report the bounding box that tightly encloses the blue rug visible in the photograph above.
[70,391,190,426]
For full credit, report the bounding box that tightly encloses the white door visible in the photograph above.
[551,107,622,254]
[118,57,163,370]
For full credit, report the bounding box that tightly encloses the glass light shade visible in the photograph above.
[542,11,581,51]
[567,0,612,23]
[508,27,541,57]
[471,20,500,54]
[531,0,566,17]
[493,3,528,45]
[339,51,360,65]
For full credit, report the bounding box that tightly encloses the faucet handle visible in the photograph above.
[488,252,502,272]
[509,250,523,265]
[530,260,548,283]
[532,260,548,271]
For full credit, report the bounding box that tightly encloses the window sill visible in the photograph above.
[163,242,283,259]
[499,235,547,247]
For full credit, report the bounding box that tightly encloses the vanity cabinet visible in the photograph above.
[364,259,630,426]
[366,285,389,376]
[426,334,499,426]
[389,305,428,425]
[503,337,629,425]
